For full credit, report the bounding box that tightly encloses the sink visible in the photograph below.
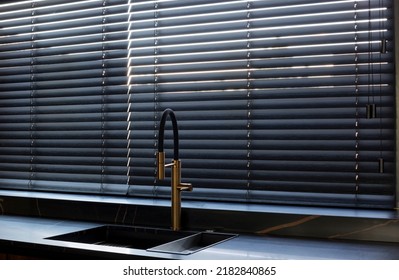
[47,225,237,254]
[46,225,192,249]
[147,231,238,255]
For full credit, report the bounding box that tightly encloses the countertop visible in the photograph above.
[1,215,399,259]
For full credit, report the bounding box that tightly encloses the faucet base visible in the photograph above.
[171,160,192,231]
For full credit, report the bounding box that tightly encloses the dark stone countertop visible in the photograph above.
[1,214,399,259]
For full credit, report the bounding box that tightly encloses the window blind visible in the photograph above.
[127,0,395,208]
[0,0,129,194]
[0,0,395,209]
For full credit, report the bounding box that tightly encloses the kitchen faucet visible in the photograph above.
[156,108,192,231]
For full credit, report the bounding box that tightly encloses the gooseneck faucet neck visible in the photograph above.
[157,108,179,161]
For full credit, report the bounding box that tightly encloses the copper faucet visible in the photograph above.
[156,109,192,231]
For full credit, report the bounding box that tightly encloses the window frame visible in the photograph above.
[0,0,396,210]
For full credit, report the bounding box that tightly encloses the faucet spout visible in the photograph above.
[156,108,179,181]
[156,109,192,231]
[158,109,179,161]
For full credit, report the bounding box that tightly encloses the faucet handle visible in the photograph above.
[156,152,165,180]
[177,182,193,192]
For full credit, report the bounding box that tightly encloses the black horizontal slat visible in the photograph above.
[0,51,126,68]
[140,139,393,151]
[127,74,394,93]
[129,52,394,75]
[0,148,117,161]
[0,170,125,184]
[0,139,126,148]
[128,64,393,84]
[0,114,126,125]
[125,86,395,102]
[128,44,393,68]
[0,38,128,54]
[0,85,127,100]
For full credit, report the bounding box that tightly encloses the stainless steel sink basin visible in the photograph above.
[46,225,192,249]
[148,231,238,255]
[47,225,237,254]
